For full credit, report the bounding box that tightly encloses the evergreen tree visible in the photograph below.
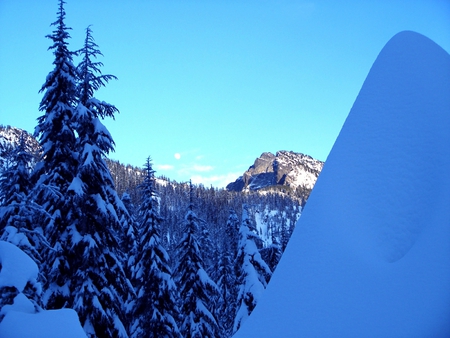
[175,181,220,338]
[63,24,133,337]
[32,0,79,310]
[0,133,44,268]
[233,204,272,334]
[198,218,214,274]
[130,157,181,338]
[0,138,15,173]
[121,192,139,280]
[76,25,118,118]
[215,237,238,336]
[259,240,282,273]
[225,208,240,262]
[208,208,240,337]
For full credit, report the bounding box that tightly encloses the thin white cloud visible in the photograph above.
[191,172,241,188]
[156,164,174,171]
[178,163,214,176]
[192,164,214,172]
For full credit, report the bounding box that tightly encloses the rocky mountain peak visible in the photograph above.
[226,150,324,200]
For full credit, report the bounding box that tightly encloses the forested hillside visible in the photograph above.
[0,125,305,337]
[0,1,310,334]
[0,1,315,337]
[105,157,304,252]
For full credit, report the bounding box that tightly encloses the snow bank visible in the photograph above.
[0,241,86,338]
[0,309,87,338]
[234,31,450,337]
[0,241,38,291]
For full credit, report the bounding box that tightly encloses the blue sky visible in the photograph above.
[1,1,449,187]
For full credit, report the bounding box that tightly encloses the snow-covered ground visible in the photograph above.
[0,241,86,338]
[234,30,450,337]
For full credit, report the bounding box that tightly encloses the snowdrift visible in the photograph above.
[0,241,86,338]
[234,31,450,337]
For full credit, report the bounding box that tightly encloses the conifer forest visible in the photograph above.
[0,1,306,337]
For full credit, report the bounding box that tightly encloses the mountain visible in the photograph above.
[0,125,39,151]
[0,125,303,252]
[233,31,450,337]
[0,125,40,170]
[1,125,322,204]
[226,150,323,200]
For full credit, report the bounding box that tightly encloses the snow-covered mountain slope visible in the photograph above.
[0,126,39,151]
[226,150,323,194]
[0,125,40,171]
[234,31,450,337]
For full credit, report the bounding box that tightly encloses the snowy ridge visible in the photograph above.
[226,150,323,197]
[0,126,39,152]
[0,126,40,172]
[273,150,323,190]
[234,31,450,337]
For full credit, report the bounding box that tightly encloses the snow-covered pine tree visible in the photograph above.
[199,218,214,274]
[259,238,282,273]
[0,140,14,173]
[0,133,44,269]
[130,157,181,338]
[121,192,139,280]
[233,204,272,334]
[32,0,79,310]
[0,135,32,224]
[64,25,133,337]
[120,192,139,326]
[215,226,239,336]
[208,208,240,337]
[226,208,240,263]
[175,181,220,338]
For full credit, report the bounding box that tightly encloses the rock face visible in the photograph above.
[226,150,324,193]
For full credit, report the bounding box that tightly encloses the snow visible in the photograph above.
[0,241,86,338]
[253,211,267,241]
[93,193,107,214]
[233,31,450,337]
[1,293,36,315]
[93,117,113,140]
[1,226,33,254]
[198,268,214,287]
[0,241,38,291]
[0,309,87,338]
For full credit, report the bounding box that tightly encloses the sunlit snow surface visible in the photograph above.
[234,31,450,337]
